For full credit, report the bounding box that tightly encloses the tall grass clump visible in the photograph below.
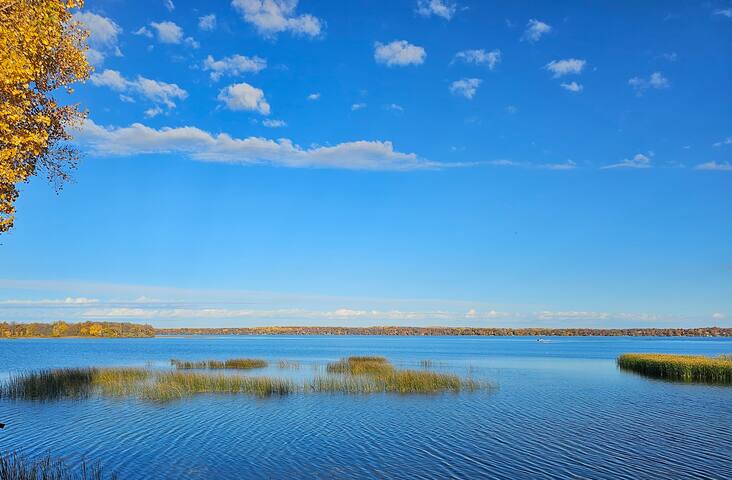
[327,356,393,375]
[617,353,732,384]
[170,358,267,370]
[1,368,97,400]
[323,356,482,394]
[0,452,116,480]
[141,372,295,402]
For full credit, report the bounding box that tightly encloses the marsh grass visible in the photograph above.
[617,353,732,384]
[141,372,294,402]
[277,360,301,369]
[0,452,115,480]
[327,356,393,375]
[170,358,267,370]
[323,356,482,394]
[1,357,489,401]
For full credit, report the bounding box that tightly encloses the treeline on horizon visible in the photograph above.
[0,321,155,338]
[2,323,730,338]
[156,326,732,337]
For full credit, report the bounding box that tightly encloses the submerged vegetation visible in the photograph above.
[0,356,489,402]
[170,358,267,370]
[617,353,732,384]
[0,452,115,480]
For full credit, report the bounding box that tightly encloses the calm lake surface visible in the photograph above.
[1,336,731,479]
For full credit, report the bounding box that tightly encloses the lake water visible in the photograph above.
[0,336,730,479]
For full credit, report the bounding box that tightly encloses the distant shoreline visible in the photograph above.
[2,322,730,338]
[155,326,732,337]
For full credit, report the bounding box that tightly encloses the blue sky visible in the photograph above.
[1,0,731,328]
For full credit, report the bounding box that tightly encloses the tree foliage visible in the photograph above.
[0,0,90,233]
[0,321,156,338]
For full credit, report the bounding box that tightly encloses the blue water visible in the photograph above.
[0,336,730,479]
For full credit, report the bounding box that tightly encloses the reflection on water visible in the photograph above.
[1,336,731,479]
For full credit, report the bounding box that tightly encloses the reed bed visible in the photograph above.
[327,356,393,375]
[0,452,115,480]
[1,357,490,401]
[141,372,294,402]
[323,356,482,393]
[170,358,268,370]
[617,353,732,384]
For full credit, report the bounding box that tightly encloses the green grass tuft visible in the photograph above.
[0,452,116,480]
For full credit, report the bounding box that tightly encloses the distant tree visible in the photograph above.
[0,0,91,233]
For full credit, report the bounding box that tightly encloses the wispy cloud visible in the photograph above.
[560,81,583,92]
[231,0,323,38]
[602,153,653,169]
[374,40,426,67]
[453,49,502,70]
[307,92,321,100]
[351,102,367,111]
[629,72,669,95]
[712,137,732,147]
[0,297,99,306]
[90,69,187,109]
[694,161,732,171]
[713,8,732,17]
[203,54,266,81]
[198,14,216,31]
[487,159,577,170]
[416,0,458,20]
[545,58,586,77]
[522,19,552,43]
[449,78,482,99]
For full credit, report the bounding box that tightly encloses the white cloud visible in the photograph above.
[149,21,183,43]
[374,40,426,67]
[629,72,669,94]
[534,311,661,322]
[449,78,482,99]
[506,105,518,114]
[164,0,175,11]
[72,12,122,65]
[522,19,552,43]
[203,54,267,81]
[351,103,367,111]
[694,161,732,171]
[133,26,153,38]
[76,119,460,171]
[198,14,217,31]
[712,312,726,320]
[660,52,678,62]
[712,137,732,147]
[231,0,323,38]
[90,69,188,109]
[714,8,732,17]
[0,297,99,306]
[307,92,321,100]
[144,106,163,118]
[488,159,576,170]
[545,58,586,77]
[262,119,286,128]
[185,37,200,49]
[560,81,583,92]
[217,82,271,115]
[602,153,653,169]
[453,49,502,70]
[416,0,457,20]
[386,103,404,112]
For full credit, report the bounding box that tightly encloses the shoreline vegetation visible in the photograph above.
[1,322,730,338]
[1,322,155,338]
[158,326,732,337]
[617,353,732,384]
[0,357,489,402]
